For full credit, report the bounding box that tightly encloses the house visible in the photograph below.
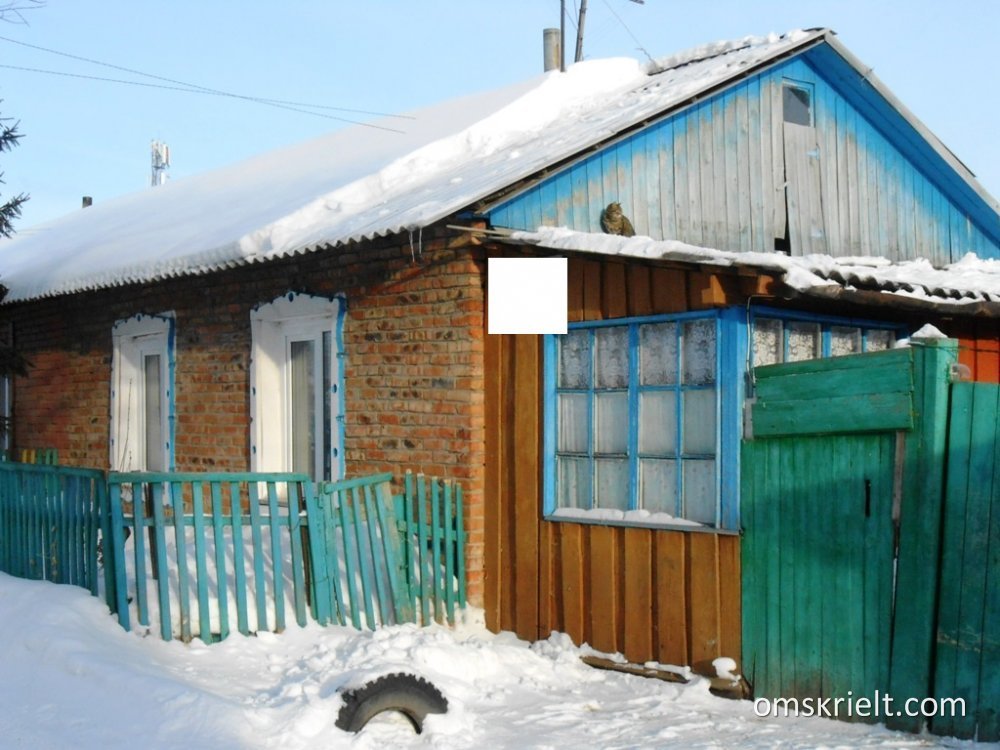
[2,28,999,737]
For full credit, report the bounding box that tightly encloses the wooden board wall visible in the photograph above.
[953,319,1000,383]
[484,255,748,671]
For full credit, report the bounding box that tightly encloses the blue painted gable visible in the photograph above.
[486,42,1000,265]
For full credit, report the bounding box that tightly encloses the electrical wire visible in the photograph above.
[599,0,654,64]
[0,34,412,131]
[0,63,407,133]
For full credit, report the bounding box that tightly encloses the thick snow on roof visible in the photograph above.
[0,30,822,302]
[512,227,1000,309]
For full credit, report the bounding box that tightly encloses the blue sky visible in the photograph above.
[2,0,999,230]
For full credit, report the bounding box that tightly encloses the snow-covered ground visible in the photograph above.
[0,573,992,749]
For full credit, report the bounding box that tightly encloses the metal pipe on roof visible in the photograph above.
[543,28,560,72]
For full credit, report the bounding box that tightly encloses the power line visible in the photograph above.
[0,63,408,133]
[600,0,654,64]
[0,34,412,128]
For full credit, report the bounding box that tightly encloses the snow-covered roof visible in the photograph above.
[509,227,1000,314]
[0,30,830,302]
[0,28,994,304]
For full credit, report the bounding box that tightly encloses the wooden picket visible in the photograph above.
[107,472,315,643]
[0,464,465,643]
[396,471,467,625]
[0,462,113,603]
[102,470,467,642]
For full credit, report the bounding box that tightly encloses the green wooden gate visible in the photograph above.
[740,339,1000,739]
[742,432,896,702]
[741,348,914,707]
[932,382,1000,741]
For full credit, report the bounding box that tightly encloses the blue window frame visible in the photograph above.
[543,309,743,531]
[749,307,906,368]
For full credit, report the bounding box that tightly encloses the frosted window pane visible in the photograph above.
[143,354,164,472]
[682,319,716,384]
[683,460,716,524]
[865,329,895,352]
[639,391,677,455]
[558,393,588,453]
[787,322,819,362]
[753,319,782,366]
[559,329,590,389]
[640,458,677,514]
[830,326,861,357]
[594,392,628,454]
[683,389,716,455]
[595,326,629,388]
[595,458,628,510]
[290,339,316,478]
[558,456,591,509]
[640,322,677,385]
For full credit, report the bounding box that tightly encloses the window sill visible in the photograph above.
[544,507,739,535]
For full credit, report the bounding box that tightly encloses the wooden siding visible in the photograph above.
[953,319,1000,383]
[484,256,743,670]
[751,348,915,437]
[488,59,999,264]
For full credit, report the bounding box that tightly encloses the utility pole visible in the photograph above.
[575,0,588,63]
[570,0,644,65]
[559,0,566,72]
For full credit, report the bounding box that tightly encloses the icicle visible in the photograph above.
[409,229,415,263]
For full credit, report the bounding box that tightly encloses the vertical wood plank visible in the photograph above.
[498,335,517,633]
[650,267,687,314]
[602,262,627,319]
[623,528,653,661]
[150,483,173,640]
[247,481,269,632]
[655,530,688,665]
[430,478,442,622]
[581,260,603,321]
[229,482,249,635]
[338,486,362,628]
[287,483,307,628]
[483,330,503,631]
[559,523,586,645]
[266,481,285,633]
[537,520,556,640]
[626,265,652,317]
[567,259,585,322]
[687,532,721,671]
[717,534,741,663]
[192,482,212,643]
[513,335,541,641]
[588,525,619,654]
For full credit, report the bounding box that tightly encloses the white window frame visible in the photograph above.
[110,313,174,472]
[250,292,345,482]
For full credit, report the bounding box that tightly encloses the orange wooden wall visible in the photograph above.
[954,320,1000,383]
[484,255,763,671]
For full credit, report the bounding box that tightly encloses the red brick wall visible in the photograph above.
[4,229,489,602]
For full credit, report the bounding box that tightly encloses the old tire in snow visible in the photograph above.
[335,673,448,734]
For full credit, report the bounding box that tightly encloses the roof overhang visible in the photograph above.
[484,226,1000,318]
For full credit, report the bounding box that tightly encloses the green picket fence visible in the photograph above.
[0,463,467,643]
[107,472,317,643]
[397,470,466,626]
[0,462,114,599]
[309,471,466,631]
[104,470,467,643]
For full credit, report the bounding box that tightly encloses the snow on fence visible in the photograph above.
[105,470,466,643]
[0,462,114,599]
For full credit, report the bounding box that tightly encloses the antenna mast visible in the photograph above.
[151,140,170,187]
